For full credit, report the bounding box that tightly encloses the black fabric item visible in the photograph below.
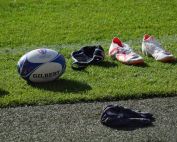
[71,45,104,70]
[101,105,155,128]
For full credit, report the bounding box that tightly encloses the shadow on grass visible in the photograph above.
[28,78,92,93]
[93,61,117,68]
[167,60,177,65]
[97,60,149,68]
[133,62,149,68]
[0,89,9,97]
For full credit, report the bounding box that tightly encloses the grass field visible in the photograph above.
[0,0,177,107]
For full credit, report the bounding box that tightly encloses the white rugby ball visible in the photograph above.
[17,48,66,83]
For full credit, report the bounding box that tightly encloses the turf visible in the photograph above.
[1,0,177,48]
[0,0,177,107]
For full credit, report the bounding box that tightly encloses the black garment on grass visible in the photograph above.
[71,45,104,70]
[101,105,155,128]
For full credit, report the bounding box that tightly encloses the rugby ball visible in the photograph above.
[17,48,66,83]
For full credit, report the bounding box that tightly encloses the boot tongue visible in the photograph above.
[113,37,123,47]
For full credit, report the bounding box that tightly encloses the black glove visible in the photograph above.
[101,105,155,128]
[71,45,105,70]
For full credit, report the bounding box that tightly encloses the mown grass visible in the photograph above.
[0,0,177,107]
[1,0,177,48]
[0,42,177,107]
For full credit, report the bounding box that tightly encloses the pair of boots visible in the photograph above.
[109,34,176,65]
[71,34,176,70]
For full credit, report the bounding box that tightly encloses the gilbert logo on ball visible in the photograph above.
[17,48,66,83]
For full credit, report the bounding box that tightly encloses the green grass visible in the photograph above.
[1,0,177,48]
[0,0,177,107]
